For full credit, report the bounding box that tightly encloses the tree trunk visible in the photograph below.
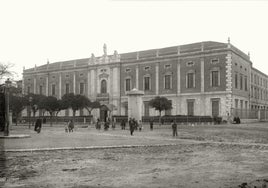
[159,110,162,125]
[50,112,53,127]
[55,111,59,124]
[15,114,18,126]
[73,110,76,123]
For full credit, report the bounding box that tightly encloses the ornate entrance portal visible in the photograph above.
[100,105,109,122]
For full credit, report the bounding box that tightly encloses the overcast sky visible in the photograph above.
[1,0,268,81]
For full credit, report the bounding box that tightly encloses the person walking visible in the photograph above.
[171,120,177,137]
[112,118,116,130]
[68,120,74,132]
[129,118,135,136]
[121,119,126,130]
[150,119,154,131]
[96,118,101,130]
[34,118,42,133]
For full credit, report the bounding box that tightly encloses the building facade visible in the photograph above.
[22,41,268,121]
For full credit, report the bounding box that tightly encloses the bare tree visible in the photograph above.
[0,62,15,81]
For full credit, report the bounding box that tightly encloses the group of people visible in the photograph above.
[95,118,116,131]
[34,116,178,137]
[128,118,143,135]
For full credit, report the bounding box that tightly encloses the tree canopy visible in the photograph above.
[149,96,172,117]
[62,93,89,117]
[0,62,15,81]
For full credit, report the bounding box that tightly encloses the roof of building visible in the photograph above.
[24,41,252,74]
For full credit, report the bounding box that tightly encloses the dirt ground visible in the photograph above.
[1,123,268,188]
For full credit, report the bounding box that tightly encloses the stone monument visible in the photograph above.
[126,88,144,122]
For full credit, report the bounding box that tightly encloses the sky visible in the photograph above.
[1,0,268,81]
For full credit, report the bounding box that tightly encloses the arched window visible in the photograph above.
[101,79,107,93]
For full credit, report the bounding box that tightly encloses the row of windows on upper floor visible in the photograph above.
[251,73,268,88]
[250,85,268,101]
[125,69,221,92]
[25,58,222,82]
[27,69,221,97]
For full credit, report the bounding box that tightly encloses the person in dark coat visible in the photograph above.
[129,118,135,136]
[104,121,109,131]
[150,119,154,131]
[121,119,126,130]
[34,119,42,133]
[171,120,177,137]
[68,120,74,132]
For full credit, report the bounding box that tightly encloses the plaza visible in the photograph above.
[1,122,268,188]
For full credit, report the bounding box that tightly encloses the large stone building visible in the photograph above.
[22,40,268,121]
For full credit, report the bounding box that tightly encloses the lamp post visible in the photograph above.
[4,78,11,136]
[28,96,32,129]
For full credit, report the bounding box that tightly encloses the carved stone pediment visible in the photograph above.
[99,72,109,79]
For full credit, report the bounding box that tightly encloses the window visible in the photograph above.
[235,99,239,108]
[187,61,194,67]
[211,59,219,64]
[245,101,248,109]
[144,76,150,91]
[235,73,238,89]
[165,100,172,115]
[186,72,194,88]
[65,83,70,94]
[39,85,43,95]
[144,101,149,116]
[66,74,69,78]
[144,66,150,71]
[244,76,248,91]
[125,78,131,91]
[101,80,107,93]
[164,64,171,69]
[27,86,30,94]
[125,68,131,73]
[211,70,220,87]
[80,83,84,94]
[240,74,243,90]
[187,100,194,116]
[211,99,220,117]
[164,75,171,89]
[52,84,56,95]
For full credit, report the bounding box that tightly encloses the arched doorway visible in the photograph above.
[101,79,107,94]
[100,105,109,122]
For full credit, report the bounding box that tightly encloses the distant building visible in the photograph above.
[22,41,268,121]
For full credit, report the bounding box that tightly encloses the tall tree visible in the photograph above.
[149,96,172,124]
[9,95,27,126]
[26,93,46,128]
[62,93,89,121]
[0,62,15,81]
[40,96,59,126]
[85,100,101,115]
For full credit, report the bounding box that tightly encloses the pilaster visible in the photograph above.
[201,57,205,93]
[46,76,49,96]
[136,66,139,89]
[73,72,76,94]
[225,52,233,117]
[59,73,62,99]
[87,70,91,98]
[33,77,36,94]
[156,63,159,95]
